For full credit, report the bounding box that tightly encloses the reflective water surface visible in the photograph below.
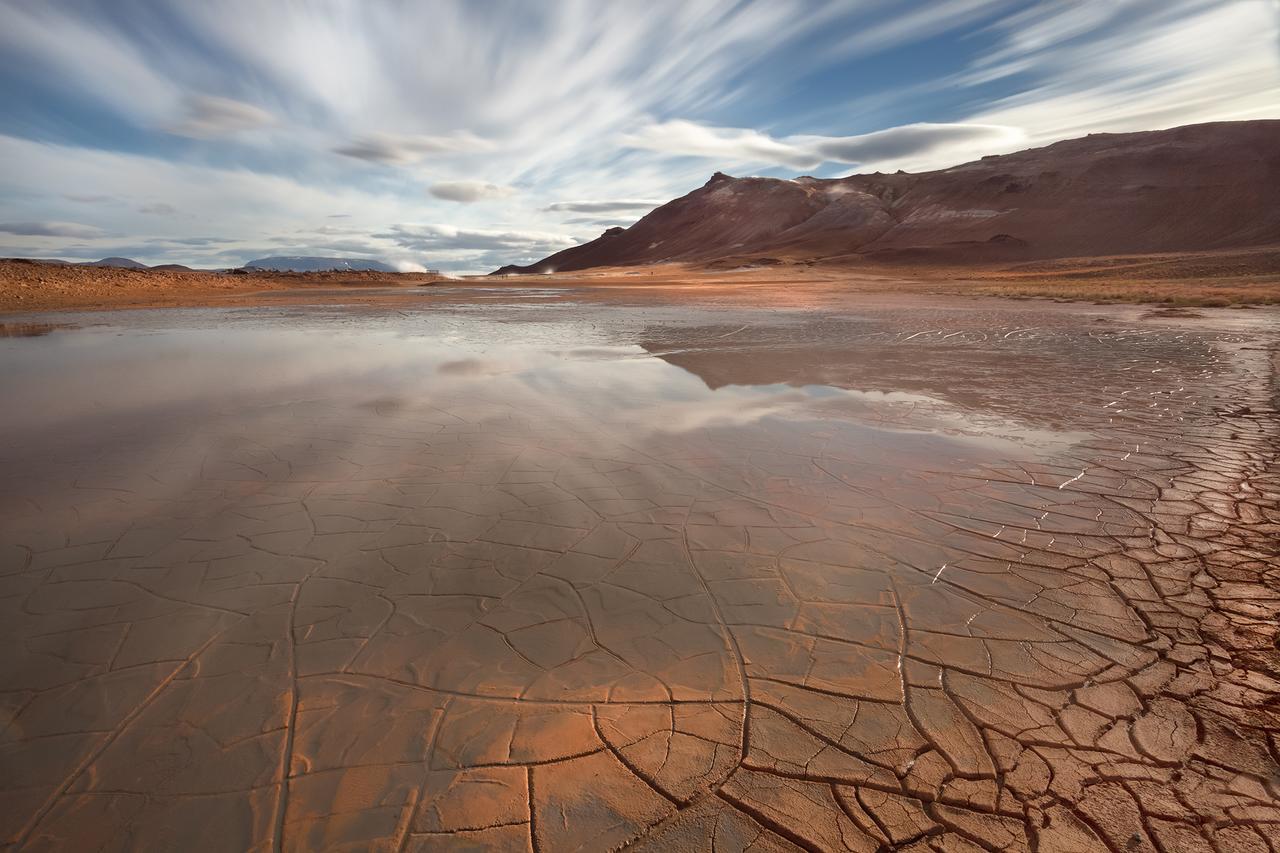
[2,292,1277,851]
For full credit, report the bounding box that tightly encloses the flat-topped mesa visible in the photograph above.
[493,119,1280,274]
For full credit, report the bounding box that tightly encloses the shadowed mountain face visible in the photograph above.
[496,120,1280,273]
[84,257,148,269]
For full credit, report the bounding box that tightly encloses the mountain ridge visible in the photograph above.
[494,120,1280,274]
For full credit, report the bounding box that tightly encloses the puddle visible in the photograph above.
[1,297,1275,850]
[0,321,76,338]
[0,315,1087,463]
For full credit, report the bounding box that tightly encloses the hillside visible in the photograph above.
[496,120,1280,273]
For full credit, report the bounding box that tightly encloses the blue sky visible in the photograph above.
[0,0,1277,272]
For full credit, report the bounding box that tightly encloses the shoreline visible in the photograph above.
[4,251,1280,315]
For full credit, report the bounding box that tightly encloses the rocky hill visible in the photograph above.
[496,120,1280,273]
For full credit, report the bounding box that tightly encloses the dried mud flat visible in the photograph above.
[1,285,1278,852]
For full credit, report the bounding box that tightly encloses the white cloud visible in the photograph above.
[825,0,1016,60]
[623,120,1026,172]
[334,132,493,164]
[623,120,820,169]
[959,1,1280,144]
[380,223,575,253]
[546,199,665,214]
[167,94,273,138]
[428,181,517,203]
[0,0,1276,273]
[0,221,106,238]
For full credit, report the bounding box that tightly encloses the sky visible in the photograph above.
[0,0,1277,273]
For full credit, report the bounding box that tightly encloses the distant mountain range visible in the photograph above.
[242,256,396,272]
[7,255,401,273]
[494,119,1280,274]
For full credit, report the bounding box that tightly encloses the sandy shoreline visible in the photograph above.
[3,250,1280,316]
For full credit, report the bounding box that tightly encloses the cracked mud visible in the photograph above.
[2,287,1278,852]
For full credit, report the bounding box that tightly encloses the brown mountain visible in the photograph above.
[495,120,1280,274]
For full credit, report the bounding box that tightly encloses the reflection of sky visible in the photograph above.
[0,314,1087,455]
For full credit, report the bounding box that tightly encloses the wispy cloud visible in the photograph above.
[166,94,273,138]
[622,120,1025,171]
[334,132,492,164]
[0,221,106,238]
[0,0,1275,271]
[546,199,666,214]
[379,224,575,254]
[428,181,517,203]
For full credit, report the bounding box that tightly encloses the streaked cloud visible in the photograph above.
[624,120,1026,171]
[0,0,1274,271]
[546,199,665,214]
[166,94,273,138]
[379,224,575,254]
[428,181,517,203]
[334,132,493,164]
[0,221,106,238]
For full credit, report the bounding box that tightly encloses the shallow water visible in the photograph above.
[1,293,1276,850]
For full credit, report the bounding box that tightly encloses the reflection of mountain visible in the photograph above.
[497,120,1280,273]
[632,313,1204,440]
[640,331,990,404]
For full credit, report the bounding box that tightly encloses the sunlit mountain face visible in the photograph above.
[1,1,1277,273]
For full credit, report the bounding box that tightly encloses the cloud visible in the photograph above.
[144,236,230,247]
[334,132,492,164]
[563,217,638,228]
[380,224,575,254]
[428,181,517,203]
[825,0,1015,60]
[545,199,664,214]
[808,123,1025,165]
[623,120,822,169]
[138,202,178,215]
[167,94,273,138]
[0,221,106,238]
[1,0,1276,273]
[623,119,1025,171]
[958,2,1280,145]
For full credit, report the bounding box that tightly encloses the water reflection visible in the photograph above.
[0,317,1086,458]
[1,299,1272,850]
[0,321,75,338]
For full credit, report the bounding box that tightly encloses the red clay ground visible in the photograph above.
[3,250,1280,316]
[1,279,1278,851]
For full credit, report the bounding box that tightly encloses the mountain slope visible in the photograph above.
[496,120,1280,273]
[84,257,148,269]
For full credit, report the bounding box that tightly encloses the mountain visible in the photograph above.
[242,256,396,273]
[495,120,1280,274]
[149,264,199,272]
[84,257,148,269]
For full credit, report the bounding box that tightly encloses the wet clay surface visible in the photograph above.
[1,288,1278,851]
